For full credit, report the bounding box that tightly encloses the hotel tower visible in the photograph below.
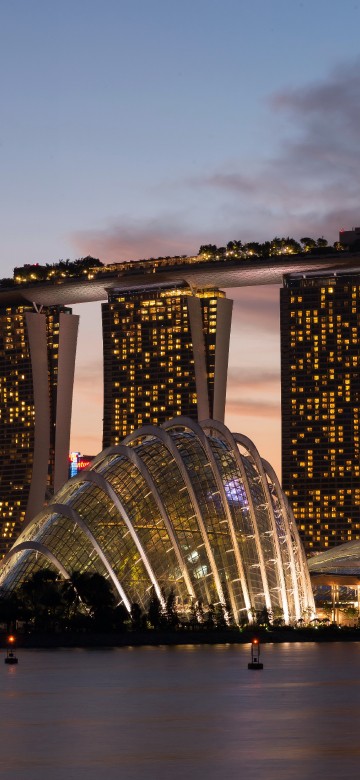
[281,272,360,553]
[0,304,79,555]
[102,284,233,446]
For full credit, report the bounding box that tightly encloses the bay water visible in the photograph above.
[0,642,359,780]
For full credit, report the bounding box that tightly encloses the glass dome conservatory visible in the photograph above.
[0,418,315,624]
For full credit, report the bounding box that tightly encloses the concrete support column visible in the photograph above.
[54,313,79,493]
[187,296,210,421]
[25,313,51,522]
[213,298,233,422]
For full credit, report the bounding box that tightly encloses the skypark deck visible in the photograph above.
[1,251,360,306]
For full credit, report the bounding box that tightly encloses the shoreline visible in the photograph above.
[2,626,360,649]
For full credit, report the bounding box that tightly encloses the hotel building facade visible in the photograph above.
[281,272,360,552]
[0,304,79,555]
[102,284,233,446]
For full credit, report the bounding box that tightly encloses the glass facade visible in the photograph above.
[0,304,77,555]
[0,417,315,624]
[102,285,226,445]
[281,273,360,553]
[0,305,35,552]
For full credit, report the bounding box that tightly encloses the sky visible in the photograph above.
[1,0,360,478]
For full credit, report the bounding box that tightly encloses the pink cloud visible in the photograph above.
[227,368,280,391]
[225,399,280,419]
[71,217,206,263]
[229,286,280,333]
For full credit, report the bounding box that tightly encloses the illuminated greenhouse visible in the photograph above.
[308,539,360,578]
[0,418,315,624]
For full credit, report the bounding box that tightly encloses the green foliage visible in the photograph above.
[13,256,103,285]
[198,235,339,259]
[300,237,317,250]
[199,244,218,255]
[147,588,163,629]
[164,589,178,629]
[130,602,144,630]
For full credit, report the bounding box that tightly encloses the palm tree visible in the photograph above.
[20,569,63,631]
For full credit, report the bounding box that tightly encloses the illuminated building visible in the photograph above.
[339,226,360,248]
[0,417,315,624]
[308,539,360,624]
[0,304,79,555]
[281,272,360,553]
[69,452,95,478]
[102,285,233,444]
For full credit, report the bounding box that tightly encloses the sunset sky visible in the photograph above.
[1,0,360,477]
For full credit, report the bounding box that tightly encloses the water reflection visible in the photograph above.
[0,643,359,780]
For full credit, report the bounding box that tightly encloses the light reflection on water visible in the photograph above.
[0,642,359,780]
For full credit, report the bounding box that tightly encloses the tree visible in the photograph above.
[0,589,25,631]
[205,603,216,629]
[214,603,227,628]
[300,237,316,251]
[227,240,241,252]
[284,238,301,254]
[20,569,64,631]
[272,606,284,627]
[244,242,262,256]
[188,599,205,629]
[71,572,116,629]
[338,604,358,625]
[147,589,163,629]
[164,589,178,629]
[256,606,272,627]
[199,244,217,255]
[270,236,283,255]
[130,602,143,630]
[333,241,344,252]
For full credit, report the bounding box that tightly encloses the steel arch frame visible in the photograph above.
[200,418,273,615]
[94,444,195,599]
[67,471,164,605]
[233,433,290,624]
[163,417,252,622]
[0,541,71,581]
[123,424,227,608]
[51,502,131,611]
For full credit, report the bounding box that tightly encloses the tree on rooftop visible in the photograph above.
[76,256,103,268]
[245,242,262,255]
[300,237,316,251]
[285,238,302,253]
[199,244,217,254]
[227,240,242,252]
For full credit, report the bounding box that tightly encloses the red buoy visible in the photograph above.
[248,638,263,670]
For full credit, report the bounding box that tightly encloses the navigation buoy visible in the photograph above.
[4,635,18,665]
[248,638,263,670]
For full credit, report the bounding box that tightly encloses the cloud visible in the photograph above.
[192,60,360,243]
[269,61,360,186]
[73,358,103,384]
[225,399,280,419]
[227,367,280,391]
[229,286,280,333]
[69,59,360,262]
[226,363,280,421]
[71,216,207,263]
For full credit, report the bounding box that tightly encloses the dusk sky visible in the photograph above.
[2,0,360,477]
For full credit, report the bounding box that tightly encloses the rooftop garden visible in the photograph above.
[0,235,355,289]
